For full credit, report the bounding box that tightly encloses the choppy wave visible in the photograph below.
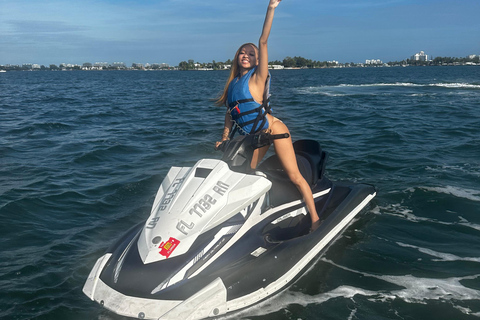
[396,242,480,262]
[296,81,480,96]
[337,82,480,89]
[226,257,480,319]
[419,186,480,202]
[426,164,480,178]
[325,258,480,304]
[372,200,480,233]
[222,285,378,320]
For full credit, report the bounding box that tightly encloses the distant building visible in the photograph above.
[132,63,144,69]
[411,51,429,61]
[94,62,109,68]
[365,59,382,65]
[111,62,126,69]
[150,63,171,69]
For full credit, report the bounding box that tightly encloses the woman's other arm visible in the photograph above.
[215,110,233,149]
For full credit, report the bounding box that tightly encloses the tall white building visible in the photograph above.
[365,59,382,65]
[411,51,429,61]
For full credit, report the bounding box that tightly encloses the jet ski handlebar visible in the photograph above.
[217,132,290,172]
[253,133,290,149]
[216,132,289,152]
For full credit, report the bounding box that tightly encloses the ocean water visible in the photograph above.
[1,66,479,320]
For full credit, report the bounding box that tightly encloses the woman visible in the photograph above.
[215,0,320,230]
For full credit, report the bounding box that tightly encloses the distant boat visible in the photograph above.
[0,70,6,73]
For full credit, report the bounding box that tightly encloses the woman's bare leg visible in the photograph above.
[251,145,270,169]
[269,119,320,226]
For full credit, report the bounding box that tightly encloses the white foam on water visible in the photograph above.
[339,83,422,88]
[376,273,480,303]
[323,258,480,311]
[426,164,480,178]
[453,304,480,317]
[396,242,480,263]
[295,82,480,98]
[294,86,349,97]
[430,83,480,89]
[419,185,480,202]
[219,285,378,320]
[372,202,429,223]
[347,307,357,320]
[373,189,480,233]
[458,216,480,232]
[221,258,480,319]
[377,203,480,234]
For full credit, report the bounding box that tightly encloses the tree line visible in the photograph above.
[178,55,480,70]
[3,55,479,72]
[178,56,342,70]
[404,56,480,66]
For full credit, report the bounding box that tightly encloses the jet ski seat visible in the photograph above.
[257,140,328,207]
[258,139,328,187]
[293,139,328,184]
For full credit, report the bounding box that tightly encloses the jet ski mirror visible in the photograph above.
[218,133,289,173]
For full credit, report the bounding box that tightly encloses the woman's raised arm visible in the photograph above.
[254,0,281,86]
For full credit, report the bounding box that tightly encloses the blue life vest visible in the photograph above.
[227,67,271,136]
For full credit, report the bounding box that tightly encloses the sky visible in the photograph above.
[1,0,479,66]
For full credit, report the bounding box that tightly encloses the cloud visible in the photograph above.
[6,20,86,34]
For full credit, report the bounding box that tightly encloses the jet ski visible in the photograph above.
[83,133,376,320]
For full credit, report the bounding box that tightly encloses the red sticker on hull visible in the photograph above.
[159,237,180,258]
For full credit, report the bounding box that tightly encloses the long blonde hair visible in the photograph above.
[215,43,258,107]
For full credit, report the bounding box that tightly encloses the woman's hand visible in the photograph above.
[269,0,281,9]
[215,124,231,150]
[215,139,229,150]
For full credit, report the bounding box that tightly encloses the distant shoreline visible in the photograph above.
[1,64,478,72]
[2,55,479,72]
